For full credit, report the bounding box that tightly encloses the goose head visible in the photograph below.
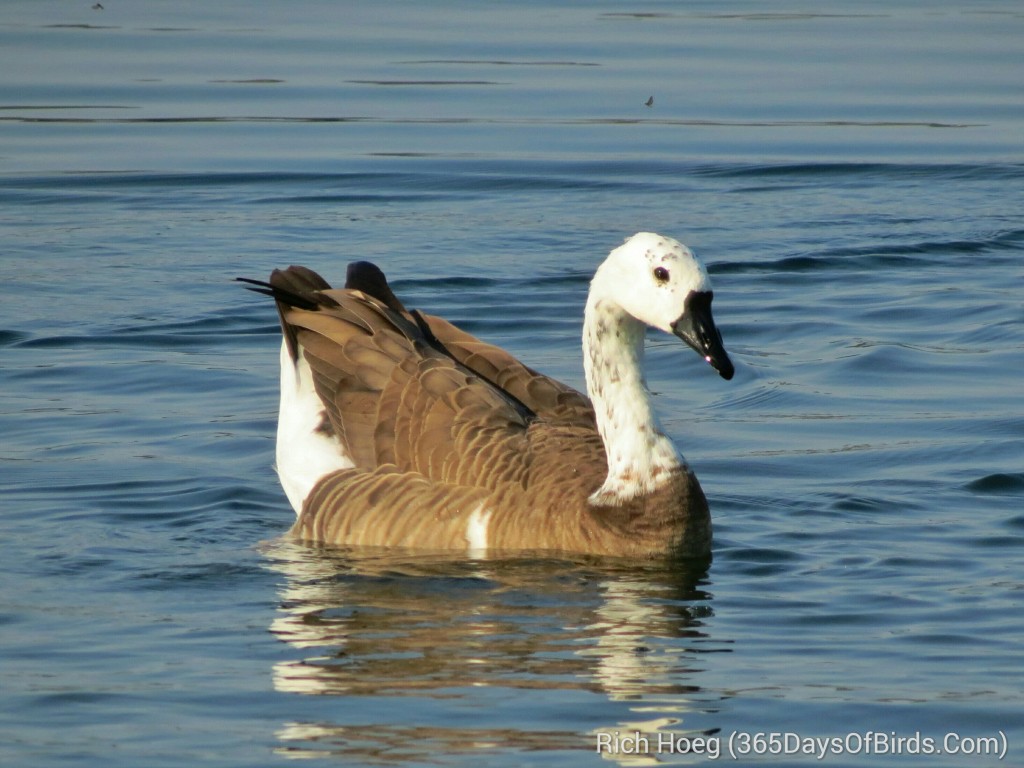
[591,232,734,380]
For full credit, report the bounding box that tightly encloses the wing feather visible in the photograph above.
[265,265,593,495]
[419,314,595,428]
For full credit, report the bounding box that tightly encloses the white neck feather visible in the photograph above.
[583,293,683,505]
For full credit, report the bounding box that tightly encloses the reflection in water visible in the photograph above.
[263,540,729,764]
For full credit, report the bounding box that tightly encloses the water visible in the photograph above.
[2,1,1022,766]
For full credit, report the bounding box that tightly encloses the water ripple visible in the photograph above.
[965,473,1024,495]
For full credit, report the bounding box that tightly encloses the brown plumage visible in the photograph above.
[242,233,734,558]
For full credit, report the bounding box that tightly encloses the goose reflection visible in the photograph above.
[264,541,728,763]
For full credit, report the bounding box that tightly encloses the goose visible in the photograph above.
[240,232,734,558]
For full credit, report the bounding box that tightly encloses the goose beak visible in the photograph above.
[671,291,735,380]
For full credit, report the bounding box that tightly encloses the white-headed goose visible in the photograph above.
[241,232,734,558]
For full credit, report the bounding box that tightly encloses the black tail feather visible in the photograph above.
[235,267,337,312]
[236,269,337,362]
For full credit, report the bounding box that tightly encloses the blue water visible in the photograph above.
[2,2,1022,766]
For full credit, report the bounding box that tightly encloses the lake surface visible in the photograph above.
[2,1,1022,766]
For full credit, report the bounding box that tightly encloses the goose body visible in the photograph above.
[244,233,734,558]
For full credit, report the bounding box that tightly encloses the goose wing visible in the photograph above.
[416,312,596,430]
[339,259,595,429]
[256,266,537,490]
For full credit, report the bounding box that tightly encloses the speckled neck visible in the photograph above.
[582,295,683,505]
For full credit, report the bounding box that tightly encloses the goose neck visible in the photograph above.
[582,295,682,505]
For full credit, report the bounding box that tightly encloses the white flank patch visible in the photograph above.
[465,504,493,557]
[275,339,353,515]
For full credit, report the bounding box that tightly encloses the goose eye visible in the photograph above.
[653,266,670,284]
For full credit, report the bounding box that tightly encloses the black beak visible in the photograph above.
[671,291,735,380]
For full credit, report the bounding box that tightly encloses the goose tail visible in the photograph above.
[238,268,354,515]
